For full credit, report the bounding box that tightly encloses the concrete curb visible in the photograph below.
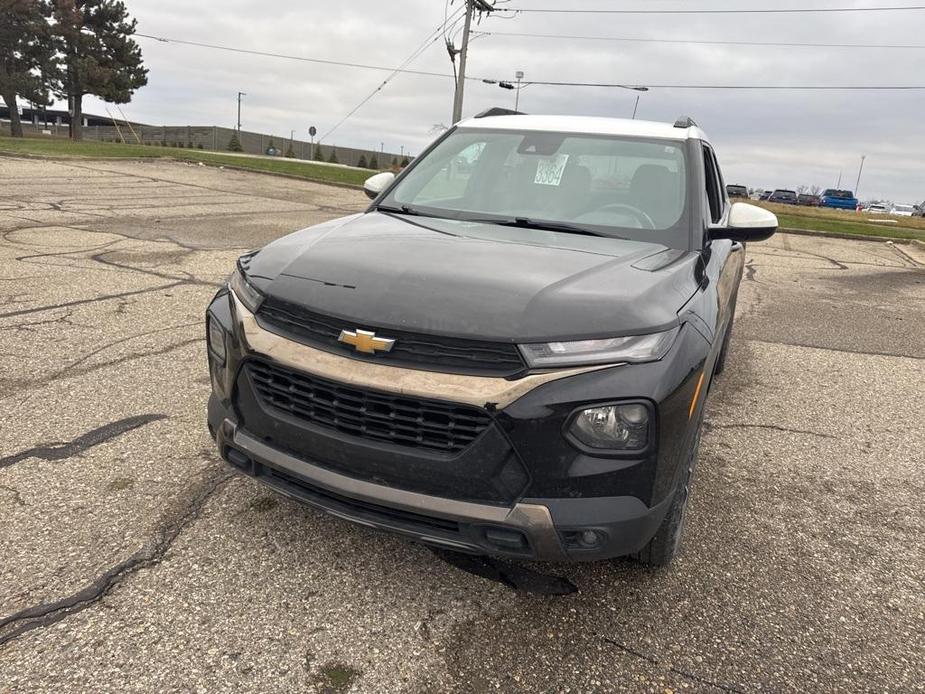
[779,227,919,244]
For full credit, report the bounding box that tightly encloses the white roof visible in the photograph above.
[457,113,709,142]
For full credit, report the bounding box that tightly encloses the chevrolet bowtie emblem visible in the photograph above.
[338,328,396,354]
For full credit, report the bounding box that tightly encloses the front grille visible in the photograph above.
[257,297,525,377]
[246,359,493,454]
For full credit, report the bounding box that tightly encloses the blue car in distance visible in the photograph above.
[820,189,859,210]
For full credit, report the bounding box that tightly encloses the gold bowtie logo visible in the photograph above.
[338,328,396,354]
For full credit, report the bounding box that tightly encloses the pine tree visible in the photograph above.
[0,0,58,138]
[401,157,410,167]
[53,0,148,140]
[357,154,368,169]
[313,144,325,161]
[369,155,378,170]
[227,131,243,152]
[328,148,338,164]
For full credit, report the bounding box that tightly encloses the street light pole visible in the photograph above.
[632,94,641,119]
[854,155,866,198]
[236,92,246,131]
[514,70,524,111]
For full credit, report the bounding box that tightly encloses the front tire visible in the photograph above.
[632,419,703,568]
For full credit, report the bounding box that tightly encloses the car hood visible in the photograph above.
[245,211,701,342]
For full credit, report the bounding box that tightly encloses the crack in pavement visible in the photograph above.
[0,336,201,399]
[0,483,26,506]
[600,636,746,693]
[0,466,233,648]
[0,414,167,470]
[0,308,78,333]
[0,281,186,320]
[704,422,838,440]
[90,249,221,288]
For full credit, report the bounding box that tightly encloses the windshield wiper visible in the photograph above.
[376,203,423,216]
[481,216,606,238]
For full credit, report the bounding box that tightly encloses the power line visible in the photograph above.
[321,7,466,141]
[135,33,925,93]
[525,80,925,89]
[474,29,925,50]
[135,33,481,81]
[498,4,925,14]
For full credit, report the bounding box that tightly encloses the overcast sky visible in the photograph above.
[73,0,924,202]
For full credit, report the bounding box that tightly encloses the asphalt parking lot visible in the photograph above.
[1,156,923,693]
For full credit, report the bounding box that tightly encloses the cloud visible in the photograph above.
[69,0,923,202]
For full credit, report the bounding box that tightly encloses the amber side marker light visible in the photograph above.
[688,371,705,419]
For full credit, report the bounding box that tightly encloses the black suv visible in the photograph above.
[769,189,798,204]
[206,112,777,566]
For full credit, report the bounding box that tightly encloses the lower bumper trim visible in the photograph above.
[216,418,568,561]
[213,415,670,562]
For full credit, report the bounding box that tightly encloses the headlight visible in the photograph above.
[569,403,650,451]
[206,314,226,364]
[519,326,679,368]
[228,265,264,313]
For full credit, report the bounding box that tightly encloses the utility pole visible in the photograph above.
[854,155,866,197]
[236,92,246,131]
[451,0,494,123]
[632,95,641,119]
[836,171,842,188]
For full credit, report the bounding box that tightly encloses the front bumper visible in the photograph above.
[206,288,710,562]
[212,411,674,561]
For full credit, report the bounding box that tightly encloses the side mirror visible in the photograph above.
[363,171,396,200]
[710,202,778,242]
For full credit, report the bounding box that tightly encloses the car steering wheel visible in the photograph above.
[586,203,657,230]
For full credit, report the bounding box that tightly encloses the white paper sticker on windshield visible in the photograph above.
[533,154,569,186]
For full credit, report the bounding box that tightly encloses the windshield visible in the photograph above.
[381,127,691,248]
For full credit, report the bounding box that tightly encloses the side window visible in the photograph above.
[702,145,722,224]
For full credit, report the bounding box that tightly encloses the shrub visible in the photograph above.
[187,141,194,149]
[328,148,338,164]
[401,157,410,167]
[313,145,325,161]
[197,143,203,149]
[369,155,378,169]
[357,154,368,169]
[227,132,243,152]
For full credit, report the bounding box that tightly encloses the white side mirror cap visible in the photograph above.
[729,202,778,229]
[711,202,778,242]
[363,171,396,200]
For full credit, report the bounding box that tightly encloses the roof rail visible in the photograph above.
[673,116,698,129]
[474,107,525,119]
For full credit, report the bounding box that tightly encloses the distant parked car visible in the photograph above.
[769,189,798,204]
[820,189,859,210]
[726,184,749,199]
[890,203,915,217]
[758,190,773,201]
[797,194,821,206]
[864,203,888,215]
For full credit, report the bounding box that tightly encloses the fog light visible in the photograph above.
[569,403,649,450]
[581,530,599,546]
